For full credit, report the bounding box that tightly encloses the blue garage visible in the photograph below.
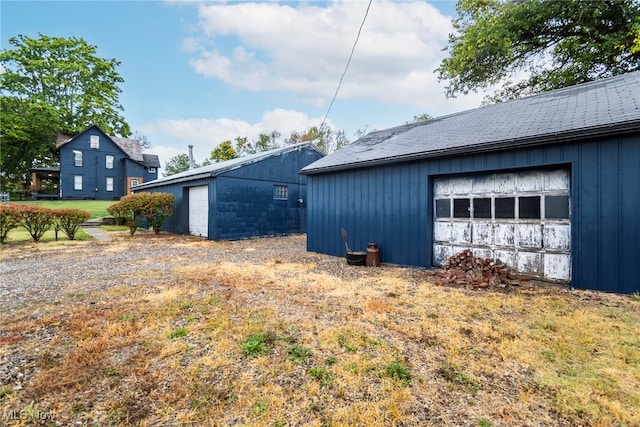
[301,72,640,294]
[134,143,323,240]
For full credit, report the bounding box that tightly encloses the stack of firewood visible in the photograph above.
[427,249,521,288]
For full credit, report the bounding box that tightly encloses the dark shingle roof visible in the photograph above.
[111,136,144,162]
[134,142,322,190]
[142,154,161,168]
[301,72,640,174]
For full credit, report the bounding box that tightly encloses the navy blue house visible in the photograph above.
[301,72,640,294]
[53,125,159,200]
[133,143,324,240]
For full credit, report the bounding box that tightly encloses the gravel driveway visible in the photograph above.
[0,232,374,316]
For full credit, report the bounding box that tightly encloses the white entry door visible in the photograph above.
[189,185,209,237]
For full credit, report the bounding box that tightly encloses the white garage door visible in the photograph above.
[189,185,209,237]
[433,168,571,282]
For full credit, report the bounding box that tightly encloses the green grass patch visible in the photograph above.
[286,344,313,364]
[307,367,334,386]
[99,225,129,232]
[438,361,479,394]
[240,332,274,358]
[384,361,411,385]
[6,226,93,243]
[9,200,114,219]
[168,328,189,339]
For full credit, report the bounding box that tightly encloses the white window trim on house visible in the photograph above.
[130,179,140,187]
[90,135,100,149]
[73,150,83,167]
[106,155,114,169]
[106,177,114,192]
[148,167,156,173]
[74,175,83,190]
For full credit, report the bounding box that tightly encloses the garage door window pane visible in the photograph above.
[519,196,541,219]
[435,199,450,218]
[545,195,569,219]
[495,197,515,218]
[473,198,491,218]
[453,198,470,218]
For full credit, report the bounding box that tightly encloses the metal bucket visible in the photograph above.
[346,251,366,266]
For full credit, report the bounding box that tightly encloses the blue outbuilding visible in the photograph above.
[301,72,640,294]
[133,143,324,241]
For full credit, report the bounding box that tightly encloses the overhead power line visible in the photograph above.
[321,0,373,128]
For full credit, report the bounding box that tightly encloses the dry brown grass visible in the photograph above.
[1,234,639,426]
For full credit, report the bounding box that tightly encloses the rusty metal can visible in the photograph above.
[366,243,380,267]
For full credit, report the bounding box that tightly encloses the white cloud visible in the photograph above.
[185,0,475,110]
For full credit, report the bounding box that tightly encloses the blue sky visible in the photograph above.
[2,0,489,171]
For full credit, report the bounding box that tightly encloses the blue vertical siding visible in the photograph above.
[135,145,323,240]
[59,128,129,200]
[143,178,211,235]
[307,134,640,294]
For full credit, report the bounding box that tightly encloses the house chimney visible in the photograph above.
[188,145,194,169]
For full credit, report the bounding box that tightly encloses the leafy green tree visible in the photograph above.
[406,113,433,124]
[285,123,348,154]
[1,34,131,194]
[0,34,131,136]
[210,141,239,162]
[232,133,280,156]
[163,154,198,177]
[254,131,281,152]
[233,136,255,156]
[0,96,59,197]
[436,0,640,101]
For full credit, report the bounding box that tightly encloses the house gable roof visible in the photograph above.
[301,71,640,174]
[133,142,323,190]
[142,154,161,168]
[56,125,159,167]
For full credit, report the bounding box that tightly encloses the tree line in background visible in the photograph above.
[163,123,361,176]
[163,115,436,176]
[3,0,639,183]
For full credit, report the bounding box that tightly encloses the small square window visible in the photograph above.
[74,175,82,190]
[90,135,99,149]
[274,185,288,200]
[130,179,140,187]
[453,198,471,218]
[73,150,83,167]
[106,155,114,169]
[473,198,492,218]
[106,177,114,192]
[435,199,450,218]
[519,196,541,219]
[495,197,515,218]
[545,195,570,219]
